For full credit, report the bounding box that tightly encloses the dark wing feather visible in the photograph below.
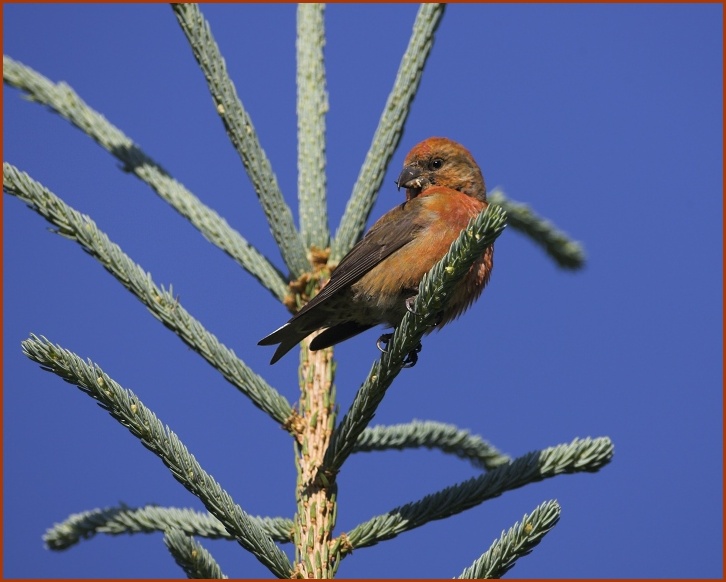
[292,202,424,320]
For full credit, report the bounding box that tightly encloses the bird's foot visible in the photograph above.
[377,333,422,367]
[376,333,393,353]
[402,342,423,368]
[404,295,418,315]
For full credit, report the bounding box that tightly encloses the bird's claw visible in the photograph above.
[402,342,423,368]
[404,295,418,315]
[376,334,422,368]
[376,333,393,353]
[405,294,442,330]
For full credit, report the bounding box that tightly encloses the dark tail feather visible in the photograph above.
[309,321,374,351]
[259,310,374,363]
[257,322,301,364]
[259,314,326,364]
[268,337,301,365]
[257,323,290,346]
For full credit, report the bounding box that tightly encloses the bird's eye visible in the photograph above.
[429,158,444,170]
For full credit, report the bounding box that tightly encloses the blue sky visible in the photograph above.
[3,3,722,578]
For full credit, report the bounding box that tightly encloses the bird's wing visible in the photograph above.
[293,202,424,319]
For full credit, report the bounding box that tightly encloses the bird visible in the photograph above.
[258,137,494,365]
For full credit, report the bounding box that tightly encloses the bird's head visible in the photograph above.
[396,137,486,202]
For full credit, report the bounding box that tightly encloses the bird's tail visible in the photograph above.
[259,307,333,364]
[258,322,305,364]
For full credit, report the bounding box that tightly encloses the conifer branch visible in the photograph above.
[163,528,228,579]
[457,499,562,579]
[3,164,292,425]
[171,3,310,277]
[325,204,507,474]
[353,420,511,471]
[331,3,446,260]
[21,334,292,578]
[43,504,293,551]
[2,55,288,302]
[291,338,340,577]
[489,189,585,269]
[297,4,330,250]
[345,437,612,550]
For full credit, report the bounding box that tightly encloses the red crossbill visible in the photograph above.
[259,137,494,365]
